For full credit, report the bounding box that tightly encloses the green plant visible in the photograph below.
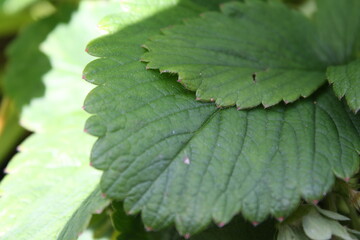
[0,0,359,239]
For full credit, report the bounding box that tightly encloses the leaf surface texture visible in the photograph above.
[84,0,360,235]
[142,1,327,108]
[142,0,360,108]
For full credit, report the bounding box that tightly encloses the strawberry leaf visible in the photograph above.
[83,0,360,236]
[314,0,360,65]
[142,1,327,108]
[327,59,360,113]
[142,0,360,109]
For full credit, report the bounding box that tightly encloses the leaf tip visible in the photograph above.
[344,177,350,183]
[217,222,226,228]
[145,226,153,232]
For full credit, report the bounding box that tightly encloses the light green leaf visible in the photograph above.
[302,208,355,240]
[0,0,40,14]
[58,187,111,240]
[0,119,107,240]
[315,206,350,221]
[3,4,75,110]
[277,225,310,240]
[0,9,32,36]
[84,0,360,235]
[0,1,119,239]
[327,59,360,113]
[142,1,327,108]
[314,0,360,65]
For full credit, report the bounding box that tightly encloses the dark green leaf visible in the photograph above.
[327,59,360,113]
[314,0,360,65]
[84,0,360,236]
[142,1,327,108]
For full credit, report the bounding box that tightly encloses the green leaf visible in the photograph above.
[84,1,360,236]
[302,208,355,240]
[0,1,119,239]
[314,0,360,65]
[142,1,327,108]
[78,208,116,240]
[0,0,40,14]
[112,201,276,240]
[277,225,310,240]
[315,206,350,221]
[327,59,360,113]
[3,4,75,110]
[315,0,360,113]
[58,187,109,240]
[0,9,32,36]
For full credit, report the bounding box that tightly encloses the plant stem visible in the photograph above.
[0,97,25,166]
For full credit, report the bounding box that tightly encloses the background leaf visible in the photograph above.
[0,0,40,14]
[315,206,350,221]
[0,98,24,164]
[314,0,360,65]
[277,225,310,240]
[2,3,75,110]
[327,59,360,113]
[302,208,355,240]
[0,1,120,239]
